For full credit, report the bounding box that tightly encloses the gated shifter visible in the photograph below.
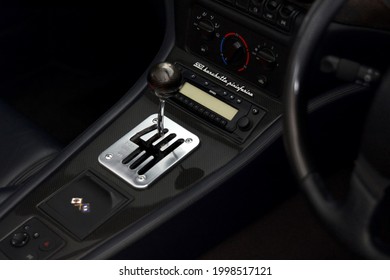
[147,62,183,136]
[99,61,199,188]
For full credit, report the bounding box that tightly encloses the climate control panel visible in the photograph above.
[187,5,289,97]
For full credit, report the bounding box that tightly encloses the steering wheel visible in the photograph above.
[283,0,390,259]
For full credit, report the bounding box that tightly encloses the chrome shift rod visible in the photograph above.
[147,62,183,136]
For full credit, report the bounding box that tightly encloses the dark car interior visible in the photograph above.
[0,0,389,260]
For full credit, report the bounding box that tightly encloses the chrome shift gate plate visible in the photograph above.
[98,114,200,189]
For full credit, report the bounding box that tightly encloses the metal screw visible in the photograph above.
[137,175,146,182]
[185,138,193,144]
[105,153,113,160]
[152,118,158,124]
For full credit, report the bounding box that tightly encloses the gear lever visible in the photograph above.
[147,62,183,136]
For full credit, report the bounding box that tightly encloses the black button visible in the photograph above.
[237,117,252,131]
[277,18,290,30]
[249,0,264,15]
[229,95,235,100]
[237,98,242,104]
[221,120,228,126]
[265,0,280,11]
[210,85,222,94]
[263,0,280,22]
[277,5,295,31]
[279,4,295,18]
[249,4,260,15]
[10,232,30,248]
[200,45,208,53]
[33,232,40,239]
[257,75,268,87]
[252,108,260,115]
[263,12,276,22]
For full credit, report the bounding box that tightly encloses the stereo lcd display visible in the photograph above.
[180,82,238,121]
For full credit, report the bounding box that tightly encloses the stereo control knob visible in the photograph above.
[237,117,252,131]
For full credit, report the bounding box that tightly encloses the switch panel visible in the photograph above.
[0,217,65,260]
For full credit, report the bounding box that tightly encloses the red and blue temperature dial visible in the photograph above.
[220,32,250,72]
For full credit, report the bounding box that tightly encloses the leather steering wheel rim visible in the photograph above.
[283,0,389,259]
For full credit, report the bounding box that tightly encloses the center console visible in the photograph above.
[0,0,303,259]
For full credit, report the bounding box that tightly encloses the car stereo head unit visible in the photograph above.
[172,63,266,143]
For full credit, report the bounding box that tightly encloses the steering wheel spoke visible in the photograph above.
[283,0,390,259]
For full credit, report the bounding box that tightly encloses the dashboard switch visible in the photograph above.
[249,0,264,16]
[257,75,268,87]
[276,4,296,31]
[0,218,65,259]
[279,4,295,18]
[263,0,281,22]
[265,0,280,11]
[39,240,56,252]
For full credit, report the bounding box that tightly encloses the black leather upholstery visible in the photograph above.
[0,101,60,199]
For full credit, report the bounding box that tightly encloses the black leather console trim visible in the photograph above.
[0,101,60,189]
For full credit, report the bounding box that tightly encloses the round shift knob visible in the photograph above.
[147,62,183,99]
